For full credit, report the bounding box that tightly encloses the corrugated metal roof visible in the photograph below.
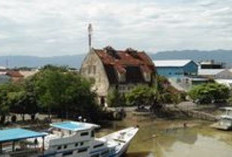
[0,66,6,70]
[0,128,46,143]
[153,60,193,67]
[198,69,224,76]
[50,121,99,131]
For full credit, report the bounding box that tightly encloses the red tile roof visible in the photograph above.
[94,46,156,84]
[6,71,24,78]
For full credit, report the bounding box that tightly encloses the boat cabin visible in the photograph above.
[43,121,112,157]
[219,107,232,127]
[0,128,47,156]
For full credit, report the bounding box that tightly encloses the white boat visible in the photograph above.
[211,107,232,130]
[0,121,138,157]
[31,121,139,157]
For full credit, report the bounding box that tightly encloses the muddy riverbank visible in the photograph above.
[97,112,232,157]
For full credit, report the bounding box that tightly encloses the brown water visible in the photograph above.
[97,114,232,157]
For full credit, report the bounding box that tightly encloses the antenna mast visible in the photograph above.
[88,23,93,51]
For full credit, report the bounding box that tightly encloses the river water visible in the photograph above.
[97,113,232,157]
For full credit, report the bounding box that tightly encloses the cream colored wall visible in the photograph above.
[80,51,109,97]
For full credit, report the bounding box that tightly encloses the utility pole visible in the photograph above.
[88,23,93,51]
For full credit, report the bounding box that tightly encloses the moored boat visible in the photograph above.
[0,121,139,157]
[211,107,232,131]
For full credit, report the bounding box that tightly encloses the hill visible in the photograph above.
[151,50,232,66]
[0,55,86,69]
[0,50,232,68]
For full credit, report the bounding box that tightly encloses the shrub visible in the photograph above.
[188,83,230,104]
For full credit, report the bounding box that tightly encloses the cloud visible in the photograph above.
[0,0,232,56]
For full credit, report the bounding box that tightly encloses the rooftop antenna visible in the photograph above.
[88,23,93,51]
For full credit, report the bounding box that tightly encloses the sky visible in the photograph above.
[0,0,232,56]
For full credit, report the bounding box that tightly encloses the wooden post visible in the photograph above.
[0,143,2,154]
[12,141,15,152]
[42,137,45,156]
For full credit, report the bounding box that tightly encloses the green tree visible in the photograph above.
[107,88,126,107]
[0,91,9,124]
[189,83,230,104]
[0,65,105,123]
[40,64,69,72]
[126,85,158,109]
[34,66,101,121]
[9,79,38,121]
[227,90,232,105]
[0,83,23,124]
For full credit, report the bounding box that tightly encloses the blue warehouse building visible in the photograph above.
[153,60,198,78]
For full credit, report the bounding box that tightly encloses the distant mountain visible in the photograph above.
[151,50,232,67]
[0,50,232,69]
[0,54,86,69]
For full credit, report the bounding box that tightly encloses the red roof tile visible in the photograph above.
[6,71,24,78]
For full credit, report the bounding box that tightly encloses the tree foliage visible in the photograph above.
[156,76,186,104]
[106,88,126,107]
[33,67,101,120]
[0,65,103,123]
[227,91,232,106]
[125,85,158,108]
[189,83,230,104]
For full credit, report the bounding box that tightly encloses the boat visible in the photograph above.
[211,107,232,130]
[0,121,139,157]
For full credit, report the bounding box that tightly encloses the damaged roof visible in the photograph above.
[94,46,155,84]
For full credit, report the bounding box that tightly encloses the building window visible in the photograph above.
[57,146,61,150]
[64,145,67,149]
[101,150,109,156]
[78,148,88,153]
[63,151,73,156]
[88,66,91,74]
[93,143,104,148]
[81,132,89,136]
[80,142,84,146]
[93,65,96,74]
[75,143,78,147]
[91,131,95,137]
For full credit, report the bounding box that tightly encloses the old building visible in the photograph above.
[80,46,156,105]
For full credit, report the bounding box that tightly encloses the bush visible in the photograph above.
[125,85,158,108]
[188,83,230,104]
[106,88,126,107]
